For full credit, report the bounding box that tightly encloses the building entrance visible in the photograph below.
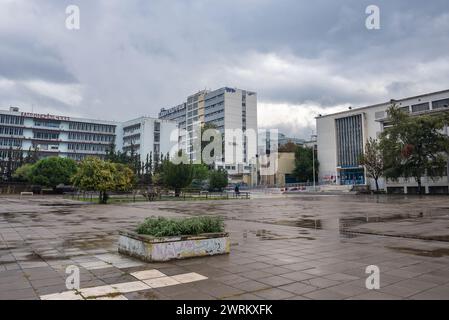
[338,168,365,185]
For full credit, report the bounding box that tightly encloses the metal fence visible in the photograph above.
[64,190,250,202]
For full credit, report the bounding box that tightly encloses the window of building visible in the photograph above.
[399,106,410,113]
[432,98,449,110]
[0,126,23,136]
[34,131,59,140]
[411,102,430,113]
[0,115,24,125]
[335,114,363,168]
[34,120,60,128]
[153,144,160,155]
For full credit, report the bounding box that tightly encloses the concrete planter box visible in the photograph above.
[118,231,230,262]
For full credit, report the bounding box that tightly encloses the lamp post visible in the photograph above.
[311,132,317,191]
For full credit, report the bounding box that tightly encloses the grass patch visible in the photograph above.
[136,216,225,237]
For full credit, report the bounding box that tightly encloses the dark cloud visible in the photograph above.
[0,37,77,83]
[0,0,449,138]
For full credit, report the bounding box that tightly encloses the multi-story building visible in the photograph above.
[118,117,178,160]
[0,107,117,164]
[316,89,449,193]
[0,107,178,178]
[158,103,187,152]
[159,87,258,180]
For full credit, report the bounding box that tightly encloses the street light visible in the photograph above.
[311,132,317,191]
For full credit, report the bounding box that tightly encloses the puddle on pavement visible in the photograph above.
[39,203,82,207]
[274,219,322,230]
[253,229,315,241]
[387,246,449,257]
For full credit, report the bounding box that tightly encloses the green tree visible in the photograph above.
[71,157,134,204]
[359,138,384,192]
[160,160,193,197]
[293,146,319,183]
[380,105,449,194]
[12,163,34,182]
[190,163,210,190]
[208,169,228,191]
[29,157,77,188]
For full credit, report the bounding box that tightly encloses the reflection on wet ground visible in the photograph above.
[387,247,449,258]
[1,194,449,300]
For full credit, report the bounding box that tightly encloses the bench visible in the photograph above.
[20,192,33,198]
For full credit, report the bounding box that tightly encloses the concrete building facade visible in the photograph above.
[118,117,178,160]
[0,107,178,177]
[159,87,258,179]
[0,107,117,163]
[316,89,449,193]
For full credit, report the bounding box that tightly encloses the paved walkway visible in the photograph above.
[0,195,448,300]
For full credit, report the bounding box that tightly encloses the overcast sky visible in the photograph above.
[1,0,449,139]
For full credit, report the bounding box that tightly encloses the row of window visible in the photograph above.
[396,98,449,114]
[69,122,115,133]
[0,138,22,147]
[68,132,114,143]
[205,109,224,119]
[123,123,141,135]
[0,126,23,136]
[0,149,23,159]
[205,93,224,104]
[67,153,106,161]
[33,143,59,151]
[0,115,24,125]
[67,143,108,152]
[206,117,224,127]
[123,135,140,145]
[34,131,60,140]
[34,120,60,128]
[205,101,224,111]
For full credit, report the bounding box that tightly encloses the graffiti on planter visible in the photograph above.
[152,238,228,260]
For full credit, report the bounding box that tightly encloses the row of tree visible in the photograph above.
[360,105,449,193]
[13,154,229,203]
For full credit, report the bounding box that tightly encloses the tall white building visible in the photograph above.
[159,87,258,178]
[316,89,449,194]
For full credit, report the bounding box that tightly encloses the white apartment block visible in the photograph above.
[159,87,258,177]
[316,89,449,194]
[117,117,178,160]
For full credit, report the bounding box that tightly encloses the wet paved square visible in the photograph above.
[1,194,449,300]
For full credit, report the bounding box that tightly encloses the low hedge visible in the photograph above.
[136,216,224,237]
